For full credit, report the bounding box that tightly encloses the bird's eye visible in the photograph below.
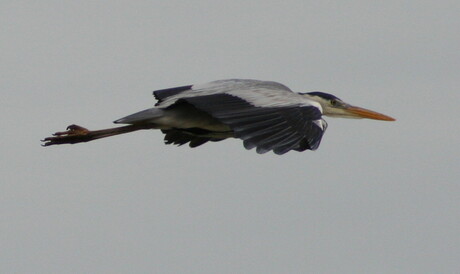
[330,99,339,106]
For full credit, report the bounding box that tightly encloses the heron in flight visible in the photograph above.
[42,79,395,154]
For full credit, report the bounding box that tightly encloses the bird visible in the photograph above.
[42,79,395,154]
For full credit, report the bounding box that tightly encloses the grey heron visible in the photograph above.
[42,79,395,154]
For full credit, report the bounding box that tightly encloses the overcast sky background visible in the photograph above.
[1,1,459,273]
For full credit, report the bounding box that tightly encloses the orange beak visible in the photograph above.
[346,106,396,121]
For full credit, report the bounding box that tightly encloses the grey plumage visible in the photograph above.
[114,108,165,124]
[114,79,326,154]
[42,79,395,153]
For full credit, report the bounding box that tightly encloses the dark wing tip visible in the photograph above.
[153,85,192,104]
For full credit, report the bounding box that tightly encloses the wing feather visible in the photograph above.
[177,93,326,154]
[153,85,192,105]
[155,79,320,110]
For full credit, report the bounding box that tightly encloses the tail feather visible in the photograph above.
[114,108,164,124]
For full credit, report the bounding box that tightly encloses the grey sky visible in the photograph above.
[1,1,459,273]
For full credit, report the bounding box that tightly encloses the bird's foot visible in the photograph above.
[41,124,91,146]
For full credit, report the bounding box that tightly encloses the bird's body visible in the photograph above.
[42,79,395,154]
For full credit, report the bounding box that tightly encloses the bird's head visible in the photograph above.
[302,92,395,121]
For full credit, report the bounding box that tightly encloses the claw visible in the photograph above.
[41,124,91,146]
[66,124,87,131]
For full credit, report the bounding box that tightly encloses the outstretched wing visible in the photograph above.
[178,93,327,155]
